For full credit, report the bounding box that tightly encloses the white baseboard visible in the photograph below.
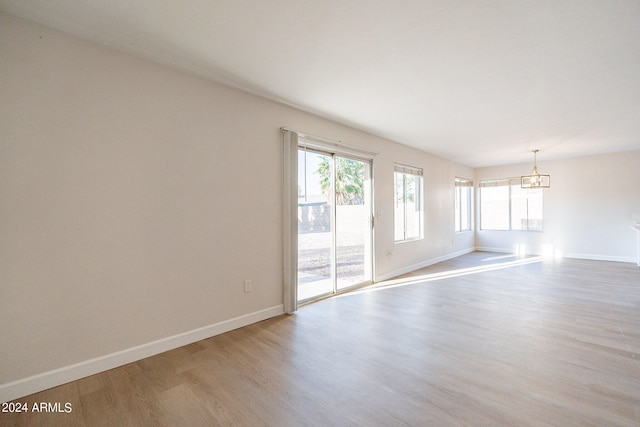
[562,253,636,264]
[476,246,636,264]
[0,305,284,403]
[375,248,475,282]
[474,246,514,254]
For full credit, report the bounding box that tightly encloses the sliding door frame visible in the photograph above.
[282,128,377,312]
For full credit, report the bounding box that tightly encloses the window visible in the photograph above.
[480,180,510,230]
[454,177,473,232]
[510,185,543,230]
[479,178,543,231]
[394,164,423,242]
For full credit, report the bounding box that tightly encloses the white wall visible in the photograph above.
[475,151,640,262]
[0,13,472,400]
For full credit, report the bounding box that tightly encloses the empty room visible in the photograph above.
[1,1,639,425]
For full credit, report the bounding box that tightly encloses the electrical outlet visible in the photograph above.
[244,280,252,293]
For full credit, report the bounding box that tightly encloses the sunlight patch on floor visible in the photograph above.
[339,254,552,297]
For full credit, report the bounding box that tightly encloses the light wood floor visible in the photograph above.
[3,252,640,426]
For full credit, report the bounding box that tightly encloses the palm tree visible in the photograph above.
[317,157,364,205]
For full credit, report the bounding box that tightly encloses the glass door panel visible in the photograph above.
[336,157,372,290]
[297,149,334,301]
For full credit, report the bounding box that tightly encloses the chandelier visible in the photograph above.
[521,150,550,189]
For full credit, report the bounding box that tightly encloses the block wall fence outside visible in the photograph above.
[299,204,368,234]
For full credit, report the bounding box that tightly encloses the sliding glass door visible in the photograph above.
[297,148,372,302]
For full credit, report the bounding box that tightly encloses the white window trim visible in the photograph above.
[455,177,473,233]
[394,164,424,243]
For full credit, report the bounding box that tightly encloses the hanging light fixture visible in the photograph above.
[521,149,550,189]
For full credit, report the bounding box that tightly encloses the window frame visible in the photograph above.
[479,178,543,232]
[394,164,424,243]
[454,177,473,232]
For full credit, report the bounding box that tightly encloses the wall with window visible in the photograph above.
[475,150,640,261]
[0,13,475,400]
[371,149,476,280]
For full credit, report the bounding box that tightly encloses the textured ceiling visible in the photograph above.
[1,0,639,167]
